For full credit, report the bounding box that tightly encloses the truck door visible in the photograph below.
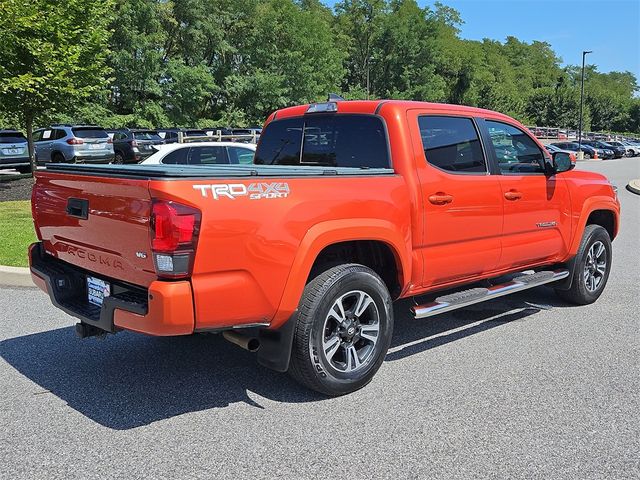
[481,119,572,268]
[408,111,504,287]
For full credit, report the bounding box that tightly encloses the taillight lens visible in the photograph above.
[66,138,84,145]
[150,200,201,278]
[107,137,113,144]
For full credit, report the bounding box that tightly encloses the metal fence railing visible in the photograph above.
[526,126,639,142]
[177,130,259,144]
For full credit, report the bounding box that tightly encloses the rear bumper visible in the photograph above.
[29,243,194,336]
[73,153,114,164]
[0,157,29,168]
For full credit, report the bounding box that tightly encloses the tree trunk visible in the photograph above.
[25,114,35,176]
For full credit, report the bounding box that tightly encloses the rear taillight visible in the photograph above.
[150,200,201,279]
[107,138,113,144]
[66,138,83,145]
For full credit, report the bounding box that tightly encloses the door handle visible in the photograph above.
[504,190,522,201]
[428,193,453,205]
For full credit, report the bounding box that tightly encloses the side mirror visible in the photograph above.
[553,151,575,173]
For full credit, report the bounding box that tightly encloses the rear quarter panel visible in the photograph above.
[149,175,412,330]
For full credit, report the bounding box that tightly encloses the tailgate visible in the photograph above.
[32,171,157,287]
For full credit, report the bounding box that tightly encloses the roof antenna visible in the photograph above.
[327,93,345,102]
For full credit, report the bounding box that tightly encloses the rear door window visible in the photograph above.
[254,114,390,168]
[188,146,227,165]
[41,129,54,141]
[72,128,109,139]
[418,116,486,173]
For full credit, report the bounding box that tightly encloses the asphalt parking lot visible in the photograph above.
[1,158,639,479]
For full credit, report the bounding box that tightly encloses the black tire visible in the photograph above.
[52,152,65,163]
[16,165,32,174]
[555,225,612,305]
[288,264,394,396]
[113,152,124,164]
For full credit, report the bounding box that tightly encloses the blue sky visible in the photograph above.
[326,0,640,75]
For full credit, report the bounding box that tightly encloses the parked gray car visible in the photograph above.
[0,130,31,173]
[33,125,114,164]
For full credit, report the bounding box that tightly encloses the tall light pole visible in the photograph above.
[578,50,592,159]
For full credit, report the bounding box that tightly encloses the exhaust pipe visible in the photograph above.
[223,331,260,352]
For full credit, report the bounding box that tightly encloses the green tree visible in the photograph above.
[335,0,386,97]
[224,0,345,122]
[0,0,114,172]
[109,0,166,118]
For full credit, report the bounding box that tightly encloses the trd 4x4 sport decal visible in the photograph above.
[193,183,290,200]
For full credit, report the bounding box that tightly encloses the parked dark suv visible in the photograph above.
[109,128,164,164]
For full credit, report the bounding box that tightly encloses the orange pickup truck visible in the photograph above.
[30,100,620,395]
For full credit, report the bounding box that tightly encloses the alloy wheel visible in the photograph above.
[321,290,380,373]
[583,240,607,292]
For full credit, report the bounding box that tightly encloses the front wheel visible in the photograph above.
[288,264,394,396]
[555,225,612,305]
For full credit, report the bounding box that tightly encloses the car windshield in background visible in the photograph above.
[185,130,206,136]
[134,131,162,141]
[72,128,109,138]
[254,114,390,169]
[0,133,27,143]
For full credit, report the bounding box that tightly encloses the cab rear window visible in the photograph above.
[254,114,390,169]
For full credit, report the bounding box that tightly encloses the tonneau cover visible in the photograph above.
[43,163,394,179]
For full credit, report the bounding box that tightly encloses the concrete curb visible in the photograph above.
[627,179,640,195]
[0,265,35,288]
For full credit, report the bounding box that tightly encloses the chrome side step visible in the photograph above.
[412,269,569,319]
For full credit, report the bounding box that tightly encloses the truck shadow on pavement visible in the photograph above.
[0,286,571,430]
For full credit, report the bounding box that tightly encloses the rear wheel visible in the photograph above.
[52,153,65,163]
[113,152,124,164]
[288,264,394,396]
[555,225,612,305]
